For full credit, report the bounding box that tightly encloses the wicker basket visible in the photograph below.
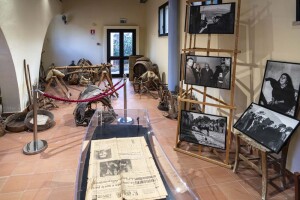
[25,109,55,131]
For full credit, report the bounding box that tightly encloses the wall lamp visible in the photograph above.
[62,15,67,24]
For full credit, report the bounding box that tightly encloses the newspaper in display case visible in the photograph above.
[86,137,168,200]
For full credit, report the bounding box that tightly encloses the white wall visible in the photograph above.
[0,0,62,112]
[145,0,168,82]
[42,0,146,69]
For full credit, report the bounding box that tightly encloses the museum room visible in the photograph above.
[0,0,300,199]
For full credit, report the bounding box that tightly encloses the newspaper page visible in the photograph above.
[87,138,122,200]
[86,137,167,200]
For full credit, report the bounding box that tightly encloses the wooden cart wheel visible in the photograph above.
[5,112,28,132]
[24,109,55,131]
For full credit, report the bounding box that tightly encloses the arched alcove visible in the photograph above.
[0,28,21,113]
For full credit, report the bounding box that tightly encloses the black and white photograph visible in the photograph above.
[100,160,120,177]
[192,0,222,6]
[189,3,235,34]
[180,110,227,150]
[258,60,300,117]
[119,159,132,173]
[185,55,231,89]
[234,103,300,153]
[94,149,112,160]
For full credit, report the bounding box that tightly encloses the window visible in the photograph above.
[158,2,168,36]
[297,0,300,21]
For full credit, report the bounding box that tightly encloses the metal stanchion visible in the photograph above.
[23,85,48,155]
[118,74,133,125]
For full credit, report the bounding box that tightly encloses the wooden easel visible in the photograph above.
[174,0,241,168]
[233,132,289,200]
[97,70,119,98]
[44,76,71,99]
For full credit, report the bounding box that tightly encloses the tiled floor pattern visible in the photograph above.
[0,80,295,200]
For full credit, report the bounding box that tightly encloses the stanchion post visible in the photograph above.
[23,85,48,155]
[124,74,128,122]
[117,75,133,125]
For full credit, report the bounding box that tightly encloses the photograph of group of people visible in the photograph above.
[234,103,299,153]
[259,60,300,117]
[185,55,232,89]
[188,3,235,34]
[180,110,227,150]
[100,159,133,177]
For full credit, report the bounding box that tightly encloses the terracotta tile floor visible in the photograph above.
[0,79,295,200]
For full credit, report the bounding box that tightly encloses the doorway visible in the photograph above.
[107,29,136,78]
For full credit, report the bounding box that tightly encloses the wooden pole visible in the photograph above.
[225,0,241,164]
[24,60,32,106]
[26,64,33,97]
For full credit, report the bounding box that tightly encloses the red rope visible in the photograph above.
[40,82,125,103]
[99,78,122,94]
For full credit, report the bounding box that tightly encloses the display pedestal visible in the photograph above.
[75,109,199,200]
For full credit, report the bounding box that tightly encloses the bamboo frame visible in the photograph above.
[175,0,241,168]
[24,59,32,106]
[182,48,241,54]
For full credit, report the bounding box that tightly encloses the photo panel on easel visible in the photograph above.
[258,60,300,117]
[184,55,232,90]
[188,3,235,34]
[192,0,222,6]
[234,103,300,153]
[180,110,227,150]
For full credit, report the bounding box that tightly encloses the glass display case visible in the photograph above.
[75,109,199,200]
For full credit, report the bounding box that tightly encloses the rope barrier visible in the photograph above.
[102,78,122,93]
[39,81,125,103]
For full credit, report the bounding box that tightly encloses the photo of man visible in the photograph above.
[185,55,231,89]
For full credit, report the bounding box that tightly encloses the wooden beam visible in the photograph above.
[54,64,112,70]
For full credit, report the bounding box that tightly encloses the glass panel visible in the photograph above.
[165,5,168,34]
[110,32,120,57]
[110,60,120,74]
[123,32,133,56]
[159,8,164,34]
[124,59,129,75]
[75,109,200,200]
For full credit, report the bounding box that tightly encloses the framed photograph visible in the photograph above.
[192,0,222,6]
[189,3,235,34]
[184,55,232,90]
[234,103,300,153]
[180,110,227,150]
[258,60,300,117]
[297,0,300,21]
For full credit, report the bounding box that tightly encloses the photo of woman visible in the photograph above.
[259,60,300,117]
